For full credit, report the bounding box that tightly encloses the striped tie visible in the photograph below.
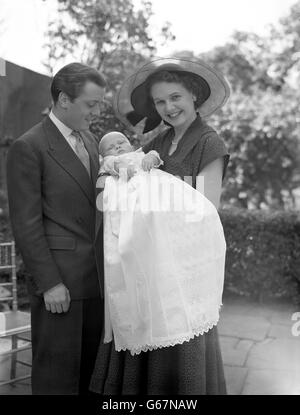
[71,131,91,177]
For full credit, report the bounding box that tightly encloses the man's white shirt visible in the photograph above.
[49,110,79,155]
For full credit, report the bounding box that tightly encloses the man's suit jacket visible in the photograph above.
[6,116,104,300]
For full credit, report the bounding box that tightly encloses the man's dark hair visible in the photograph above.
[51,62,106,104]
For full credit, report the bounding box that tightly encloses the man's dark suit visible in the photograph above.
[6,116,104,394]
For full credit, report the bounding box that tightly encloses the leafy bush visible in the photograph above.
[220,208,300,304]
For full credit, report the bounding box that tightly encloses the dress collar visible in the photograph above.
[164,113,206,159]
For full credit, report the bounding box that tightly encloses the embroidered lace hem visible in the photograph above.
[112,317,220,356]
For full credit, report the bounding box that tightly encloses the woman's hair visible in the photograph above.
[145,70,210,109]
[51,62,106,104]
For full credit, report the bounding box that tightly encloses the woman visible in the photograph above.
[90,57,230,395]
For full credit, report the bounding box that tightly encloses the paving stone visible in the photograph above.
[242,369,300,395]
[268,324,300,340]
[223,297,296,322]
[0,355,10,381]
[242,304,293,320]
[218,314,270,341]
[237,339,254,354]
[219,336,239,350]
[220,337,254,366]
[224,365,248,395]
[0,353,31,381]
[242,307,275,319]
[221,299,254,316]
[246,338,300,372]
[0,380,31,395]
[0,340,31,392]
[270,310,300,327]
[1,297,296,395]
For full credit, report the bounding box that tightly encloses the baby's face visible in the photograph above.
[101,133,133,157]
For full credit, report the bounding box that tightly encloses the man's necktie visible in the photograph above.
[71,131,91,177]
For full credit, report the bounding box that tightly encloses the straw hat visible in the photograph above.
[114,57,231,133]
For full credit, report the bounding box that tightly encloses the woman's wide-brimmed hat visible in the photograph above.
[114,57,231,133]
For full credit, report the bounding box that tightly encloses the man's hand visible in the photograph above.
[43,283,71,313]
[96,175,108,189]
[141,153,160,171]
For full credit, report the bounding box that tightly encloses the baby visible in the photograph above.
[97,131,226,356]
[97,131,163,185]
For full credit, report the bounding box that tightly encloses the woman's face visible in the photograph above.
[150,81,197,130]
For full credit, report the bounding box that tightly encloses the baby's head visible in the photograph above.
[99,131,133,157]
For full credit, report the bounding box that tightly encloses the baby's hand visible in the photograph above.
[141,153,159,172]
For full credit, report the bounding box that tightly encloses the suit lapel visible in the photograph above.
[43,117,95,206]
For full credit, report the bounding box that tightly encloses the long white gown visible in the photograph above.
[96,151,226,356]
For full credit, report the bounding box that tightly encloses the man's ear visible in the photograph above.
[58,91,70,109]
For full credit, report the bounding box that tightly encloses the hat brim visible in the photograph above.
[114,57,231,133]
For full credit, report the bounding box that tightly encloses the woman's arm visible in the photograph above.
[196,157,223,209]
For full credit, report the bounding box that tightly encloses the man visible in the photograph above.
[6,63,106,395]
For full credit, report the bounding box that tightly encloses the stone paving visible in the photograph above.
[219,296,300,395]
[0,296,299,395]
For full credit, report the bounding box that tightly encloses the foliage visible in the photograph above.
[267,1,300,89]
[197,2,300,210]
[216,86,300,209]
[45,0,175,144]
[88,96,141,148]
[131,2,300,210]
[45,0,174,79]
[220,208,300,304]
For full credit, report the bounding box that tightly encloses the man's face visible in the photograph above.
[64,81,105,131]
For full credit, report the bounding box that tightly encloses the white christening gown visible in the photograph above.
[96,151,226,356]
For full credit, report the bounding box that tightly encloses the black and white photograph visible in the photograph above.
[0,0,300,401]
